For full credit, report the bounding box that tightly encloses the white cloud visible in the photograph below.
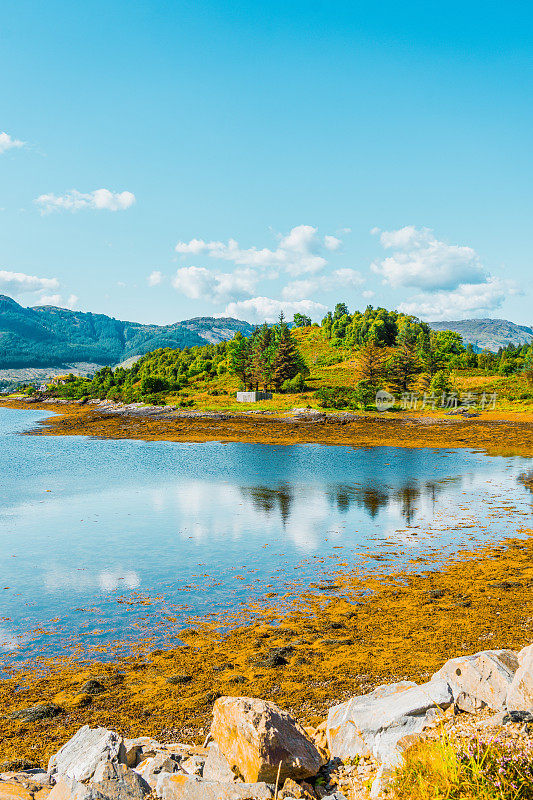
[0,269,59,295]
[281,268,364,300]
[398,277,518,321]
[175,224,342,276]
[222,296,327,323]
[324,235,341,251]
[172,266,258,303]
[372,226,486,291]
[36,188,136,213]
[148,270,163,286]
[39,293,78,309]
[0,132,24,154]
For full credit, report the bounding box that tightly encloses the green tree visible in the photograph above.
[387,343,421,394]
[355,340,387,385]
[293,313,311,328]
[272,315,304,390]
[251,323,276,391]
[227,332,252,389]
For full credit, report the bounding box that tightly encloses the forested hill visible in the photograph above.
[0,295,254,368]
[430,318,533,352]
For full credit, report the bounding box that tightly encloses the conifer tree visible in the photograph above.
[355,340,387,385]
[272,314,301,389]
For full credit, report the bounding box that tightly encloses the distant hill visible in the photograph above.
[429,318,533,352]
[0,295,254,370]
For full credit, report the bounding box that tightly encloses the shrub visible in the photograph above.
[391,734,533,800]
[282,372,306,393]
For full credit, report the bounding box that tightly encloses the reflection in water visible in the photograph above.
[242,479,449,527]
[0,407,532,663]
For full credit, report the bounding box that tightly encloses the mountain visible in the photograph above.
[0,295,254,370]
[429,318,533,352]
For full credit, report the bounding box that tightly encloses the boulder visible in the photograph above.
[123,738,160,769]
[90,763,149,800]
[327,679,453,767]
[0,783,37,800]
[506,644,533,711]
[135,754,181,789]
[210,697,323,783]
[48,727,127,782]
[202,747,235,784]
[47,777,102,800]
[432,649,518,711]
[155,774,273,799]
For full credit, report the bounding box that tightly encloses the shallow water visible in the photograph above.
[0,407,531,665]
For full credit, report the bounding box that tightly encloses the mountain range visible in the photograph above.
[0,295,253,376]
[429,318,533,352]
[1,295,532,384]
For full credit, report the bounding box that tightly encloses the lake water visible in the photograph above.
[0,407,532,667]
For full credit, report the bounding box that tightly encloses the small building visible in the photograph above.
[236,391,272,402]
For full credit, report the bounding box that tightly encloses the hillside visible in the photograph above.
[0,295,254,370]
[430,318,533,352]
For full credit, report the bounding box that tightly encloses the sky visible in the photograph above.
[1,0,532,325]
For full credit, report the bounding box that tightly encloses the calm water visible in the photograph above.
[0,407,532,665]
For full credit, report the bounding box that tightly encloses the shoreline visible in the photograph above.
[3,397,533,456]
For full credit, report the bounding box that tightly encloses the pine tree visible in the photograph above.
[272,315,301,390]
[251,323,275,391]
[227,332,252,389]
[387,343,421,394]
[355,340,387,385]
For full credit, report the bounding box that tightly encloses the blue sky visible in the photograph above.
[1,0,532,324]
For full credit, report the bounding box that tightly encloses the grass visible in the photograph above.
[391,734,533,800]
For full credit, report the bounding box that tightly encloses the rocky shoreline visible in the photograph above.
[3,643,533,800]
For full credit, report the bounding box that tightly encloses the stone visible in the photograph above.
[90,763,149,800]
[178,757,204,777]
[327,679,453,767]
[279,777,314,798]
[433,649,518,711]
[0,783,35,800]
[11,704,63,723]
[210,696,323,783]
[48,726,127,782]
[79,681,105,696]
[135,754,181,788]
[506,644,533,711]
[202,746,235,783]
[47,777,101,800]
[155,774,273,799]
[122,740,161,769]
[321,795,347,800]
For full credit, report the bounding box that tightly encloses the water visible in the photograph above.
[0,407,531,666]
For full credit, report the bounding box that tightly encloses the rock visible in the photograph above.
[433,649,518,711]
[155,774,273,799]
[506,644,533,711]
[202,746,235,783]
[210,696,323,783]
[503,709,533,724]
[279,777,314,798]
[11,704,63,722]
[320,795,347,800]
[135,754,181,789]
[327,679,453,767]
[166,675,192,686]
[48,726,127,782]
[0,783,35,800]
[122,739,161,769]
[79,681,105,696]
[47,777,100,800]
[90,763,149,800]
[0,765,39,775]
[178,757,204,777]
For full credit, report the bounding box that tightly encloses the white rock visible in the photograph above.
[202,745,235,783]
[155,773,273,799]
[48,726,127,782]
[135,754,182,788]
[506,644,533,710]
[433,649,518,711]
[327,679,453,767]
[123,738,161,768]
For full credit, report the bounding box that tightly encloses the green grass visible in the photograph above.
[391,733,533,800]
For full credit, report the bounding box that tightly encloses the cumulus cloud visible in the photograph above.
[372,226,486,291]
[172,266,258,304]
[398,277,518,321]
[175,225,341,276]
[148,270,163,286]
[0,269,59,295]
[39,293,78,309]
[281,268,364,301]
[222,297,327,324]
[36,188,136,213]
[0,132,24,154]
